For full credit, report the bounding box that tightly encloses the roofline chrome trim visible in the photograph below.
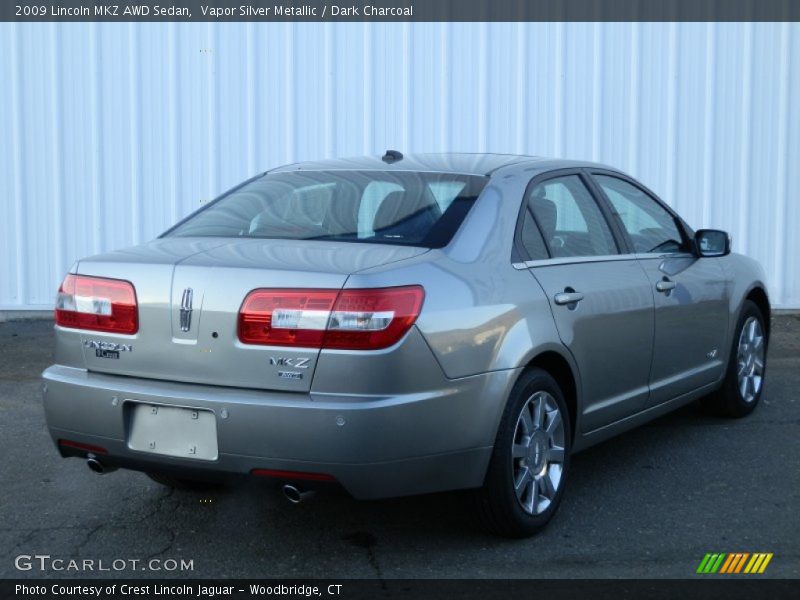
[513,254,638,270]
[512,251,698,270]
[633,252,697,261]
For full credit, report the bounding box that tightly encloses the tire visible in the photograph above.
[146,472,224,491]
[475,368,572,538]
[702,300,768,418]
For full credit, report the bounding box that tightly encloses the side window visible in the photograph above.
[526,175,617,258]
[520,210,549,260]
[594,175,686,254]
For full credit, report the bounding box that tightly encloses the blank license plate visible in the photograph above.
[127,403,218,461]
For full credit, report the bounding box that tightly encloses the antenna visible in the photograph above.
[382,150,404,164]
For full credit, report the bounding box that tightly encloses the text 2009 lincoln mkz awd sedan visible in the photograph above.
[43,152,769,537]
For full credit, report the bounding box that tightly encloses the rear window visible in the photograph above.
[166,171,488,248]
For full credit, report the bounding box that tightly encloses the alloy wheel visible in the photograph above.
[737,316,765,403]
[511,391,566,515]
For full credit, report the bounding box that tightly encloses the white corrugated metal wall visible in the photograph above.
[0,22,798,309]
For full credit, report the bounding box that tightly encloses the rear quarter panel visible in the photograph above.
[345,170,581,449]
[349,173,569,377]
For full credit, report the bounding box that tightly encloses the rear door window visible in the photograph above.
[520,210,549,260]
[526,175,618,258]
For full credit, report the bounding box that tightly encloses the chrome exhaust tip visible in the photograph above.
[86,453,115,475]
[282,484,315,504]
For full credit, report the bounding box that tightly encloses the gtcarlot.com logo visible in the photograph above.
[696,552,773,574]
[14,554,194,572]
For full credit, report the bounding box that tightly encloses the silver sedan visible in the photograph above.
[43,152,770,536]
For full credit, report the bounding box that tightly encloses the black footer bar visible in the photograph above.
[2,579,799,600]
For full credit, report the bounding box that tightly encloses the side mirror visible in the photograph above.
[695,229,731,257]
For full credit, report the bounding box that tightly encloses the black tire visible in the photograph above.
[475,368,572,538]
[702,300,768,418]
[146,472,224,491]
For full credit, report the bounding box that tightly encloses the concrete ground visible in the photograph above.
[0,317,798,579]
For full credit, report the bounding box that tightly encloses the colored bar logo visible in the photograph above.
[696,552,773,574]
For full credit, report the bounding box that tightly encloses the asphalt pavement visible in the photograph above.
[1,316,798,579]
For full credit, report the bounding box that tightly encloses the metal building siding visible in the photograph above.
[0,22,797,309]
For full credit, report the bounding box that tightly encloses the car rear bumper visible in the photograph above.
[42,365,517,499]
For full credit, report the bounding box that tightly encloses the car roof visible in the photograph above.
[268,152,615,178]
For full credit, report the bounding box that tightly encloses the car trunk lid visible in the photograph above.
[74,237,427,392]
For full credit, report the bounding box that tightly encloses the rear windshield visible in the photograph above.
[165,170,488,248]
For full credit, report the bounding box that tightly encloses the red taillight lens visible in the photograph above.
[325,287,425,350]
[238,289,339,347]
[55,274,138,334]
[238,286,425,350]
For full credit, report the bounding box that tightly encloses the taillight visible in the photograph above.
[237,289,339,347]
[325,287,425,350]
[238,286,424,350]
[55,274,139,334]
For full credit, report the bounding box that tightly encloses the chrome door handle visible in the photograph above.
[655,279,677,293]
[554,292,585,306]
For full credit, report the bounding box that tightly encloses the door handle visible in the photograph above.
[554,291,585,306]
[655,279,677,293]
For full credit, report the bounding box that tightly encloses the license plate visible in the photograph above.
[127,403,218,461]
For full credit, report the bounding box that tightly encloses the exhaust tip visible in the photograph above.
[282,484,303,504]
[86,453,106,474]
[282,484,316,504]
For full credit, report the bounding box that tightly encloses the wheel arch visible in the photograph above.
[522,350,580,443]
[745,286,771,340]
[717,282,771,381]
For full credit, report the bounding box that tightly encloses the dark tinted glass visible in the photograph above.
[520,209,549,260]
[166,171,488,248]
[527,175,618,257]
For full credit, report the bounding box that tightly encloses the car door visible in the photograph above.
[590,172,729,406]
[517,171,655,433]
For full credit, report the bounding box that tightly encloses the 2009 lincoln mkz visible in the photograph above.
[43,152,770,536]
